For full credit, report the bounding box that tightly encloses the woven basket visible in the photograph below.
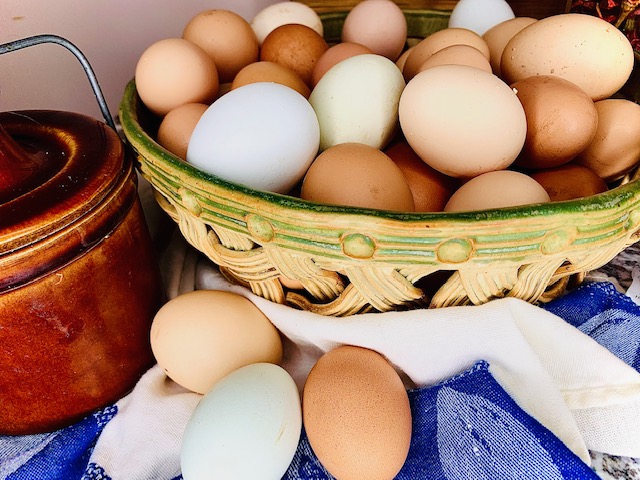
[119,7,640,316]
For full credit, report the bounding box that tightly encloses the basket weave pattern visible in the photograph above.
[120,10,640,316]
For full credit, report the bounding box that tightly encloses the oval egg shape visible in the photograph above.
[181,363,302,480]
[303,345,412,480]
[501,13,634,101]
[187,82,320,194]
[309,54,405,151]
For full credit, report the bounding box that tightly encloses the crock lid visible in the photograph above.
[0,110,124,253]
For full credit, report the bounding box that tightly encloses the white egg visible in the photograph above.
[181,363,302,480]
[186,82,320,194]
[309,53,405,151]
[251,1,323,44]
[448,0,515,36]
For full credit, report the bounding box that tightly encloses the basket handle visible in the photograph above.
[0,34,116,131]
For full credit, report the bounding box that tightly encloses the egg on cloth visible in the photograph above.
[181,363,301,480]
[149,290,282,394]
[187,82,320,194]
[302,345,412,480]
[399,64,526,178]
[309,54,405,151]
[500,13,635,101]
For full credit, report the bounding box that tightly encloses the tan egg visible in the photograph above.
[341,0,408,61]
[157,103,209,160]
[403,27,490,81]
[251,1,323,44]
[231,61,310,98]
[395,47,413,71]
[399,65,526,178]
[261,23,329,86]
[444,170,550,212]
[303,345,412,480]
[150,290,282,394]
[183,9,259,83]
[311,42,374,87]
[417,44,492,73]
[529,164,608,202]
[300,143,415,212]
[384,141,459,211]
[134,38,218,116]
[573,98,640,182]
[482,17,537,76]
[501,13,634,101]
[512,75,598,170]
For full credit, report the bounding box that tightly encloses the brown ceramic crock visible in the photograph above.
[0,109,163,435]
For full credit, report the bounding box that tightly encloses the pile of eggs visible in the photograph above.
[151,289,412,479]
[134,0,640,215]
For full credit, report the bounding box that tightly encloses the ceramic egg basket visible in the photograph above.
[0,36,163,434]
[120,2,640,317]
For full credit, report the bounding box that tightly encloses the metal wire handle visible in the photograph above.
[0,34,117,131]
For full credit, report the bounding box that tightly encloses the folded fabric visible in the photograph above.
[2,233,640,479]
[284,361,599,480]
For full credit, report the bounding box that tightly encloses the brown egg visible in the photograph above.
[573,98,640,182]
[231,61,310,98]
[134,38,218,116]
[403,27,490,81]
[417,44,492,73]
[260,23,329,86]
[311,42,374,87]
[482,17,537,76]
[157,102,209,160]
[512,75,598,170]
[183,9,259,83]
[384,141,458,212]
[303,345,412,480]
[395,46,413,71]
[300,143,415,212]
[444,170,550,212]
[529,164,608,202]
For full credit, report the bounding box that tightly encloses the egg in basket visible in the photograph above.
[119,2,640,316]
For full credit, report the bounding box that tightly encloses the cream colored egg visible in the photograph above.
[251,1,323,44]
[310,54,405,151]
[399,64,526,178]
[150,290,282,394]
[501,13,635,101]
[444,170,550,212]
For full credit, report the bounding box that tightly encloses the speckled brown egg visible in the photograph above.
[302,345,412,480]
[260,23,329,86]
[300,143,415,212]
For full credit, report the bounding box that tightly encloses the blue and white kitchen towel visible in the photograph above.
[2,235,640,479]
